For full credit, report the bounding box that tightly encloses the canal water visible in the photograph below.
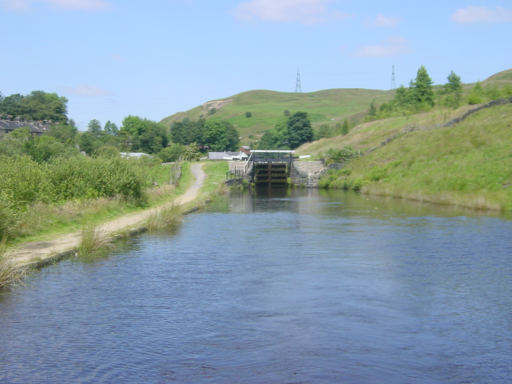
[1,189,511,383]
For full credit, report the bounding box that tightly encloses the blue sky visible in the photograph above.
[1,0,511,129]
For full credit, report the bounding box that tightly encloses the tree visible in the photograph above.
[367,101,377,119]
[120,116,168,154]
[287,112,313,149]
[202,120,239,151]
[412,65,434,107]
[47,123,78,145]
[443,71,462,108]
[341,119,349,135]
[257,119,289,149]
[21,91,68,122]
[104,120,119,135]
[79,131,100,155]
[170,119,204,145]
[88,119,102,135]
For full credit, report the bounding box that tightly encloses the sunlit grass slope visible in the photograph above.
[317,103,512,211]
[161,88,392,142]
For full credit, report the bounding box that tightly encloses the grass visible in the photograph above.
[296,105,478,157]
[0,239,26,290]
[145,205,183,233]
[77,225,112,261]
[161,88,392,142]
[160,68,512,145]
[319,103,512,211]
[8,162,192,247]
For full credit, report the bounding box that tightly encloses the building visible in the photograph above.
[0,119,50,136]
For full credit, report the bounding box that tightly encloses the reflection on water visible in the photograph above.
[1,189,511,383]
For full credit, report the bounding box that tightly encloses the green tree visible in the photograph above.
[203,120,239,151]
[47,122,78,145]
[0,94,25,118]
[367,101,377,120]
[411,65,434,107]
[170,119,204,146]
[120,116,169,154]
[341,119,349,135]
[104,120,119,135]
[88,119,102,135]
[287,112,313,149]
[79,131,100,155]
[20,91,68,122]
[443,71,462,108]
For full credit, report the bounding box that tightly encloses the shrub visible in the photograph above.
[324,146,359,165]
[158,143,184,162]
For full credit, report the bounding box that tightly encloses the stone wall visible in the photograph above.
[290,161,328,188]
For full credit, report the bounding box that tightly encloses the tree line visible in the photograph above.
[257,111,314,149]
[0,90,242,163]
[366,66,512,121]
[0,91,68,122]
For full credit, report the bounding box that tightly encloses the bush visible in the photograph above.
[158,144,184,162]
[323,146,359,165]
[94,145,120,158]
[0,155,52,209]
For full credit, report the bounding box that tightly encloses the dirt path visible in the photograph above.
[8,163,206,268]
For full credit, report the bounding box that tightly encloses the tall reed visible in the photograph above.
[77,225,111,261]
[0,239,25,290]
[145,205,183,233]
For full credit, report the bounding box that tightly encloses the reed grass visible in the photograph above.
[77,225,112,261]
[145,205,183,233]
[0,239,26,290]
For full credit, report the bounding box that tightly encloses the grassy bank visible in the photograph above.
[317,103,512,211]
[144,161,229,233]
[5,162,191,246]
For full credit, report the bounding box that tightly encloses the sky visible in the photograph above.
[1,0,512,129]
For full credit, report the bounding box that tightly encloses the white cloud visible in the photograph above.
[366,13,400,28]
[451,6,512,24]
[1,0,109,11]
[353,36,410,58]
[234,0,349,24]
[63,85,111,97]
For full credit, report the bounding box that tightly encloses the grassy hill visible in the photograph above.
[297,69,512,211]
[160,88,392,143]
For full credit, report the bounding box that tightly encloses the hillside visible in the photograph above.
[305,100,512,211]
[161,88,392,143]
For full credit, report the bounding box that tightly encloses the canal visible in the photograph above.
[1,189,511,383]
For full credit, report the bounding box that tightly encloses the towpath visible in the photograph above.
[7,163,206,268]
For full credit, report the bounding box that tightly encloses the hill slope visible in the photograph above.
[311,100,512,211]
[161,88,392,143]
